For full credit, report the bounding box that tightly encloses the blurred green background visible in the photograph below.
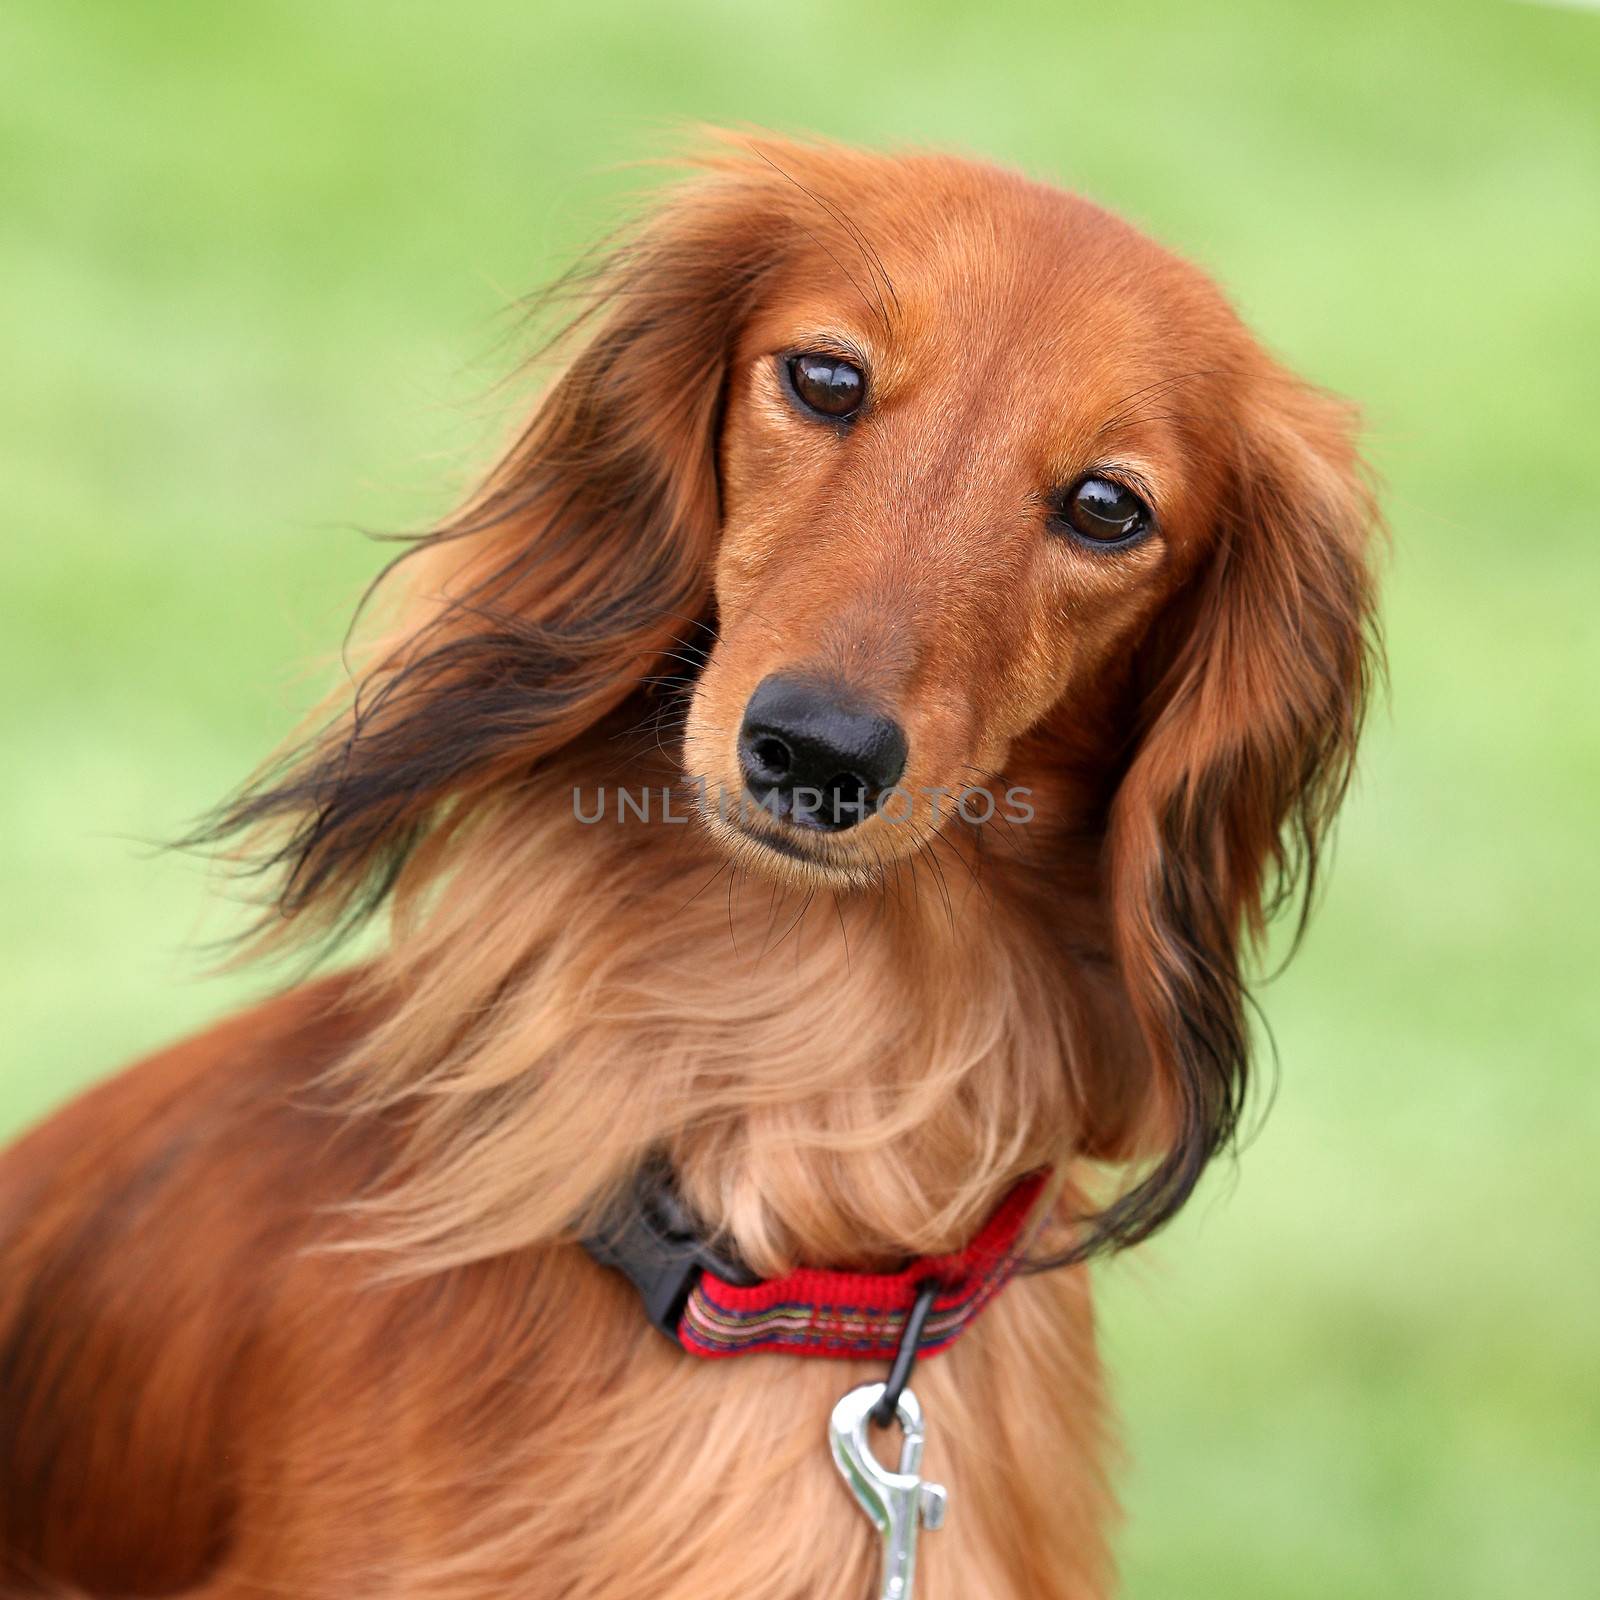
[3,1,1596,1593]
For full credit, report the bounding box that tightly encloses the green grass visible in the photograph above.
[2,1,1597,1592]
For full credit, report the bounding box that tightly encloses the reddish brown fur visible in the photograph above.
[0,135,1379,1597]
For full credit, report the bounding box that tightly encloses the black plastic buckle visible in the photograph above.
[581,1162,761,1345]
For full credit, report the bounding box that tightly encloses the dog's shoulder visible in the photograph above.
[0,971,382,1589]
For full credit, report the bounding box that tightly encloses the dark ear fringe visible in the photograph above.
[187,548,701,961]
[1026,799,1253,1269]
[1035,381,1383,1267]
[1229,433,1387,965]
[184,153,806,958]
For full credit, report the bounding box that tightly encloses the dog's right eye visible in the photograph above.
[786,353,865,421]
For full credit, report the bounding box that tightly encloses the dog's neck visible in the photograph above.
[339,727,1139,1276]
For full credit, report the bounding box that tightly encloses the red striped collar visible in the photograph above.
[584,1169,1048,1363]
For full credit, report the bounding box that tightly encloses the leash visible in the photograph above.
[582,1163,1048,1598]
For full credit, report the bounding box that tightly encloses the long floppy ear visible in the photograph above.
[1094,367,1381,1251]
[207,166,787,948]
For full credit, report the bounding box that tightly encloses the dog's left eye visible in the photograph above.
[1057,476,1152,545]
[786,353,865,420]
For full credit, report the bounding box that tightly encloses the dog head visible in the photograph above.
[218,135,1379,1252]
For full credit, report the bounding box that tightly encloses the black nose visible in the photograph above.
[738,674,908,833]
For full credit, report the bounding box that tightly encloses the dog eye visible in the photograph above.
[787,353,865,420]
[1059,476,1152,545]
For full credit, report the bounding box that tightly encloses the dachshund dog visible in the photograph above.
[0,135,1379,1599]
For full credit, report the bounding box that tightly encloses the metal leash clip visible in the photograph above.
[828,1282,950,1599]
[829,1379,948,1600]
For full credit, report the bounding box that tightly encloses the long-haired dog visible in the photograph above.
[0,135,1379,1598]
